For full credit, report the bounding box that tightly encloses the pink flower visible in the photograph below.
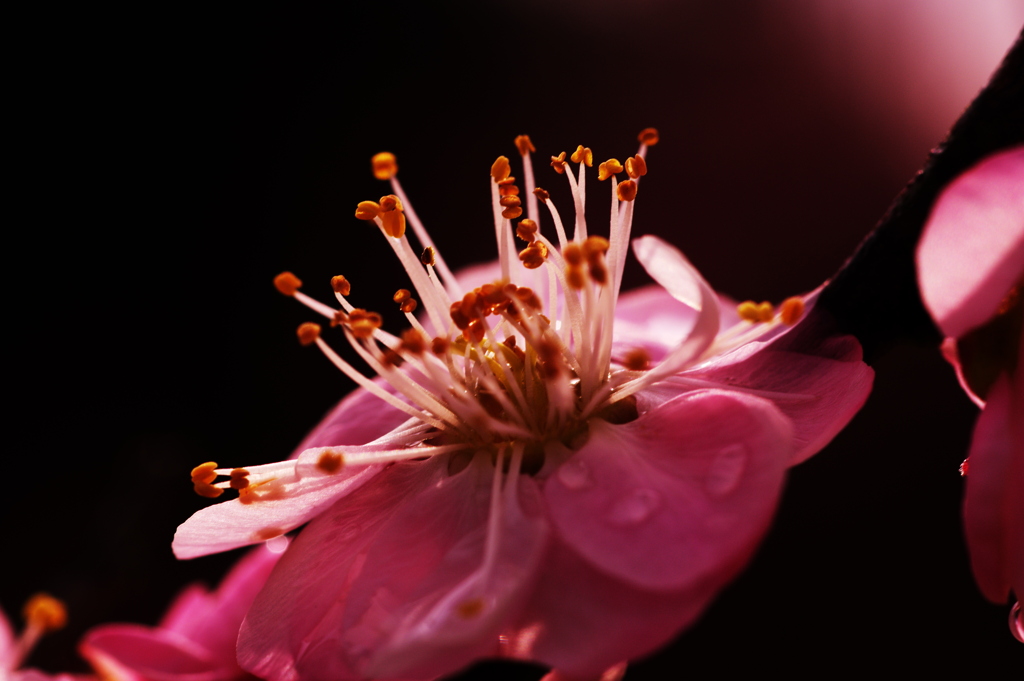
[916,145,1024,641]
[174,132,873,679]
[79,544,284,680]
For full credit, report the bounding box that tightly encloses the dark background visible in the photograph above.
[7,2,1023,677]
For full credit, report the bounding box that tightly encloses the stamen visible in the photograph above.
[519,241,549,269]
[500,195,523,219]
[637,127,660,146]
[571,145,593,167]
[779,296,805,325]
[516,219,539,243]
[598,159,623,181]
[491,156,512,183]
[625,155,647,178]
[331,275,352,297]
[550,152,567,174]
[617,179,637,202]
[24,593,67,633]
[372,152,398,180]
[354,201,382,221]
[378,195,407,238]
[514,135,535,156]
[297,322,321,346]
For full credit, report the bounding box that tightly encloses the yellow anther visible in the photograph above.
[274,272,302,296]
[421,247,436,266]
[500,195,523,219]
[514,135,536,155]
[598,159,623,181]
[190,461,218,484]
[756,301,774,322]
[371,152,398,180]
[550,152,567,174]
[194,481,224,498]
[570,145,593,167]
[491,156,512,183]
[317,451,344,474]
[519,241,549,269]
[617,179,638,202]
[24,593,67,632]
[625,154,647,178]
[622,347,651,371]
[637,127,660,146]
[354,201,381,221]
[516,219,539,242]
[779,297,805,326]
[737,301,761,323]
[533,187,550,201]
[297,322,322,345]
[400,328,427,355]
[331,275,352,296]
[563,242,584,267]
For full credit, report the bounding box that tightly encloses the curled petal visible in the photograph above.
[917,146,1024,339]
[546,389,793,592]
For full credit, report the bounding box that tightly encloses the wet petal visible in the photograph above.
[917,146,1024,339]
[238,456,546,681]
[546,389,793,592]
[963,369,1024,604]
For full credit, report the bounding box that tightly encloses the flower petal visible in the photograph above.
[545,389,793,592]
[238,455,546,681]
[963,368,1024,604]
[917,146,1024,339]
[80,624,235,681]
[630,235,720,379]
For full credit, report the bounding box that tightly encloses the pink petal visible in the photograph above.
[238,455,545,681]
[963,364,1024,604]
[630,236,720,376]
[1,605,15,670]
[680,328,874,465]
[545,389,793,592]
[172,460,381,560]
[917,146,1024,339]
[80,624,235,681]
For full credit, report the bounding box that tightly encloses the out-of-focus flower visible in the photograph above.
[916,145,1024,642]
[173,131,873,679]
[1,593,86,681]
[79,543,284,680]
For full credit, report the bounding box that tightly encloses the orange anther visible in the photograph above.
[274,272,302,296]
[229,476,250,490]
[24,593,67,632]
[255,527,285,540]
[347,309,382,339]
[194,481,224,498]
[190,461,218,484]
[571,145,593,167]
[550,152,567,174]
[331,275,352,296]
[400,328,427,355]
[779,297,805,326]
[371,152,398,180]
[491,156,512,183]
[637,127,659,146]
[230,468,249,479]
[516,219,539,242]
[317,451,344,474]
[519,241,549,269]
[533,187,550,201]
[431,336,450,355]
[598,159,623,181]
[565,266,585,290]
[625,154,647,178]
[449,302,471,330]
[354,201,381,221]
[297,322,321,345]
[756,301,774,323]
[583,236,610,258]
[400,298,418,313]
[498,181,520,197]
[514,135,536,155]
[622,347,651,371]
[617,179,638,202]
[421,246,436,266]
[379,194,402,212]
[393,289,411,304]
[499,195,521,207]
[463,320,486,343]
[737,301,761,323]
[563,242,584,267]
[380,209,406,238]
[501,195,523,219]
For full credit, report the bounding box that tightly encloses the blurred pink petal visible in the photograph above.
[81,544,281,680]
[917,146,1024,339]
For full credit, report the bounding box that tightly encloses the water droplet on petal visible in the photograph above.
[705,444,748,496]
[607,488,660,526]
[558,458,593,490]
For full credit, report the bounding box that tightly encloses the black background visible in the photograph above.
[7,2,1023,677]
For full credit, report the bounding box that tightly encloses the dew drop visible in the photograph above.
[558,458,593,490]
[606,488,661,526]
[705,444,748,496]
